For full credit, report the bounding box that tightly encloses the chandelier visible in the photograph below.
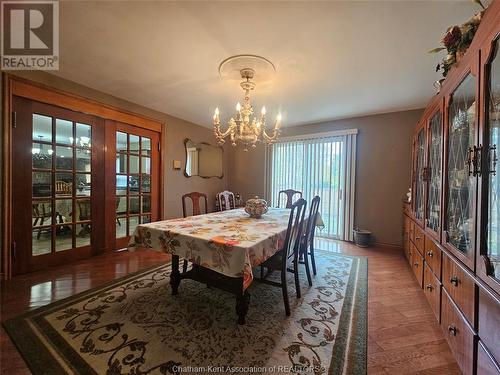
[213,64,282,152]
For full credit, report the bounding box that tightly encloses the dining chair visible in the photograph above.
[32,201,52,239]
[259,198,307,316]
[55,180,72,196]
[182,192,208,217]
[181,192,208,272]
[277,189,303,208]
[77,199,91,236]
[300,196,321,285]
[217,190,236,211]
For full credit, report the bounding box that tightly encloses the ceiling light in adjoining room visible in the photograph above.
[213,55,282,152]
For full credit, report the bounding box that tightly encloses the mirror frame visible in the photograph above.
[183,138,224,179]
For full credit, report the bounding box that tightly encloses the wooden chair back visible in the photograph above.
[278,189,303,208]
[77,199,91,221]
[32,201,52,219]
[55,180,72,195]
[281,198,307,266]
[182,192,208,217]
[304,196,321,246]
[218,190,235,211]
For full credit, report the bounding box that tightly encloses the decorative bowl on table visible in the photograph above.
[244,196,268,218]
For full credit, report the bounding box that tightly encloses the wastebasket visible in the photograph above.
[353,229,372,247]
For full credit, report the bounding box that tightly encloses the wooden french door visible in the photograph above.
[11,97,161,275]
[106,121,161,250]
[12,96,104,275]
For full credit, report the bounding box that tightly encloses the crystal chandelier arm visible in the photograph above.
[262,114,282,142]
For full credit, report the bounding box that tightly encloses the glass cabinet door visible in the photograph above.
[445,73,477,266]
[415,128,426,222]
[484,37,500,283]
[426,112,442,234]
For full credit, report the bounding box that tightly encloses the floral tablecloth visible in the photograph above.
[129,208,306,290]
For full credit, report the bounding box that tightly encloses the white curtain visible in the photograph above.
[267,130,357,241]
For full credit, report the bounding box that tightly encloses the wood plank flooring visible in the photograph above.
[0,241,460,374]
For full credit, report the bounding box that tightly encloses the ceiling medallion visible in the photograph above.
[213,55,282,152]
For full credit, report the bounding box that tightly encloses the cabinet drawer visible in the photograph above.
[442,254,476,326]
[441,289,475,375]
[413,225,424,256]
[424,264,441,321]
[478,287,500,364]
[477,341,500,375]
[424,236,442,279]
[411,248,424,288]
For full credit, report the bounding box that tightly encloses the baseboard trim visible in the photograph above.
[374,242,403,250]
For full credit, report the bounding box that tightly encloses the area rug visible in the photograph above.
[3,250,367,375]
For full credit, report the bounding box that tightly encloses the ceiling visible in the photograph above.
[54,1,483,128]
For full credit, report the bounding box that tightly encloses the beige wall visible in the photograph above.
[228,109,423,247]
[6,72,421,246]
[8,72,228,219]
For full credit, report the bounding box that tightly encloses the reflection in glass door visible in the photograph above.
[114,125,159,246]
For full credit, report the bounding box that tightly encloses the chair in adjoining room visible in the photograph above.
[217,190,236,211]
[300,195,321,286]
[32,201,53,239]
[277,189,303,208]
[181,192,208,272]
[77,199,91,237]
[258,198,307,316]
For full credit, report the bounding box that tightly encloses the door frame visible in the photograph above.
[2,74,165,280]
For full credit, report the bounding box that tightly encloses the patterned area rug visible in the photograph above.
[4,251,367,375]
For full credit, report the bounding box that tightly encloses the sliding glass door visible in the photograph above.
[269,131,357,240]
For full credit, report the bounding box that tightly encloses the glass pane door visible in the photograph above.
[415,128,426,221]
[115,131,153,240]
[485,38,500,281]
[445,74,477,261]
[32,115,93,256]
[426,112,442,233]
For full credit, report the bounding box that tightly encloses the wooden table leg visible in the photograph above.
[170,255,181,295]
[236,290,250,325]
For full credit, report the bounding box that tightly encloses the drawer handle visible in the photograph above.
[450,276,459,287]
[414,261,419,267]
[426,284,433,291]
[448,325,457,336]
[427,251,434,258]
[415,236,421,240]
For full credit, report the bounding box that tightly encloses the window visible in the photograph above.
[268,130,357,240]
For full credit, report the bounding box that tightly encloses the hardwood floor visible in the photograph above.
[0,241,460,374]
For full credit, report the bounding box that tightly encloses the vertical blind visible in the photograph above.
[267,130,357,240]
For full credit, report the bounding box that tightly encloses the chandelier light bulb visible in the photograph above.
[277,113,282,122]
[236,102,241,112]
[215,107,219,116]
[261,106,266,115]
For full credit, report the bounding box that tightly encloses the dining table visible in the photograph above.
[129,207,323,324]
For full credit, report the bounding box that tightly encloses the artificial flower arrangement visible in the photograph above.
[429,0,487,77]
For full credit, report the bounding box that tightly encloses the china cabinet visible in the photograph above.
[404,3,500,374]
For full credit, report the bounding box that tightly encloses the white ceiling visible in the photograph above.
[55,1,482,128]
